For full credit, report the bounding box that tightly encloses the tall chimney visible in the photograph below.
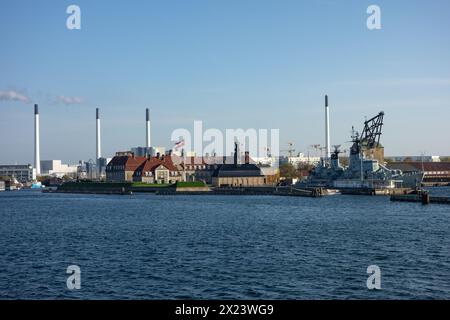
[34,104,41,176]
[96,107,101,161]
[325,95,331,159]
[234,141,241,166]
[146,108,151,148]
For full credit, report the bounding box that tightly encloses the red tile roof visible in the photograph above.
[389,162,450,172]
[139,157,162,172]
[160,155,179,171]
[134,155,181,175]
[125,156,147,171]
[107,156,148,171]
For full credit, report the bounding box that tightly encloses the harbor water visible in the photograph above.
[0,189,449,299]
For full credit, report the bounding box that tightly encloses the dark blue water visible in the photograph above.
[0,189,449,299]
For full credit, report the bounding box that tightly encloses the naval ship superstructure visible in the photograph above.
[300,111,423,190]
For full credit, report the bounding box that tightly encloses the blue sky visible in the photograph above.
[1,0,450,164]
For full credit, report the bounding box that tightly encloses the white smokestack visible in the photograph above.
[96,108,101,160]
[325,95,331,159]
[146,108,151,148]
[34,104,41,176]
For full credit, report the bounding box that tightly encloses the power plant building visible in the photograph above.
[131,146,166,157]
[40,160,78,177]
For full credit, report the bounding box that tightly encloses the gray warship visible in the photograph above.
[299,111,423,191]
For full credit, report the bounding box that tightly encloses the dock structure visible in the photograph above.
[339,187,413,196]
[390,194,450,205]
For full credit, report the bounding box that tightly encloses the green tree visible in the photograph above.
[296,162,315,180]
[279,163,298,179]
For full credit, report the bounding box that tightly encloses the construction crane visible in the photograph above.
[310,144,321,157]
[281,142,296,157]
[349,112,384,156]
[360,111,384,149]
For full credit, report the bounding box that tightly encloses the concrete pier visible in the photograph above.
[390,194,450,205]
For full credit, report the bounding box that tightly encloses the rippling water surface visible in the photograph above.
[0,189,449,299]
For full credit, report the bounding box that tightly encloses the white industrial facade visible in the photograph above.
[0,165,36,182]
[40,160,78,177]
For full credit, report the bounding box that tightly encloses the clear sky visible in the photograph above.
[1,0,449,164]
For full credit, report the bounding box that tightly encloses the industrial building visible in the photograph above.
[40,160,78,177]
[131,146,166,157]
[0,165,35,183]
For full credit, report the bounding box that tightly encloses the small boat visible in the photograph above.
[31,182,44,189]
[325,189,340,195]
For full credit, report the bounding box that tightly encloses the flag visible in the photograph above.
[174,139,185,150]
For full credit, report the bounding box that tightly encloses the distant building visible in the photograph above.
[40,160,77,177]
[253,156,278,167]
[131,146,166,157]
[74,158,111,180]
[0,180,5,191]
[0,164,35,182]
[97,157,111,178]
[389,156,441,163]
[85,160,98,180]
[387,162,450,186]
[279,154,321,167]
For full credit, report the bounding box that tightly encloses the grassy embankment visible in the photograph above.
[174,181,207,188]
[131,182,170,188]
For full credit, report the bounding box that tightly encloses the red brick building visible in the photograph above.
[106,153,184,184]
